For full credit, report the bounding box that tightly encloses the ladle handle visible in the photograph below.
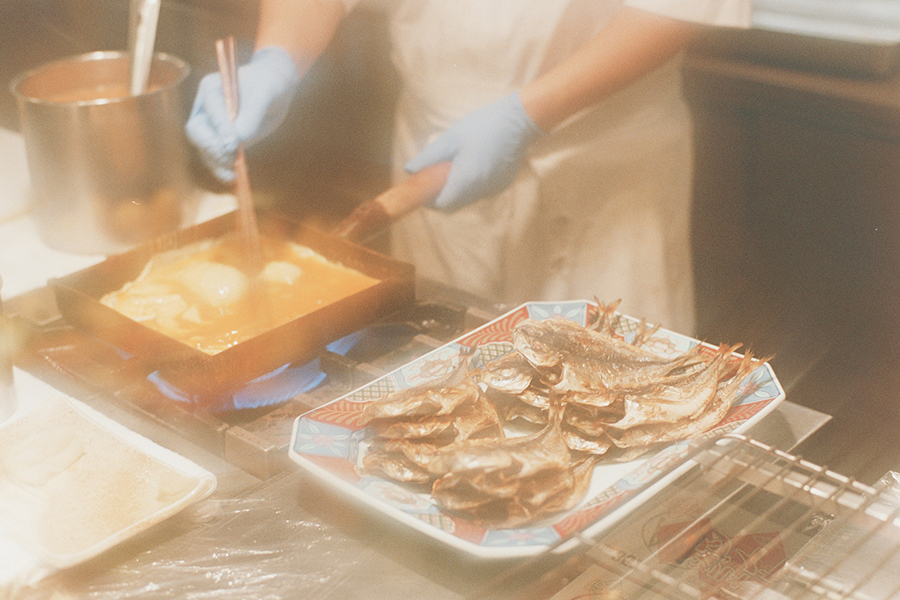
[129,0,161,96]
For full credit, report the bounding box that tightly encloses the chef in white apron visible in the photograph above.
[187,0,750,335]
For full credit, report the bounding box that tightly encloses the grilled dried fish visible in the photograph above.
[382,438,442,469]
[360,349,478,424]
[357,299,769,530]
[564,401,626,436]
[362,389,504,485]
[362,451,433,485]
[432,451,596,529]
[479,350,542,394]
[589,299,660,346]
[361,437,445,485]
[372,391,502,442]
[513,316,704,405]
[488,391,549,426]
[603,343,741,431]
[606,351,758,448]
[561,426,613,455]
[426,403,599,528]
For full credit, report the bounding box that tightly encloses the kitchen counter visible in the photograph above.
[0,232,831,597]
[0,126,834,598]
[0,357,830,599]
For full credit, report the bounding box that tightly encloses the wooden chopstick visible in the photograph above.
[215,36,263,274]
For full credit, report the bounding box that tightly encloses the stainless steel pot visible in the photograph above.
[11,51,198,255]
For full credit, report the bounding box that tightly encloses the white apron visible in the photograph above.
[342,0,749,335]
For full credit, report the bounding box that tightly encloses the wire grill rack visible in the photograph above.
[477,433,900,600]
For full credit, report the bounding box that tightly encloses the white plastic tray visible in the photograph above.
[0,376,217,570]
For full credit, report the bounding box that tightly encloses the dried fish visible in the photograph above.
[564,401,626,437]
[358,300,768,530]
[605,351,758,448]
[359,349,478,424]
[603,343,741,431]
[372,391,502,442]
[488,391,549,426]
[382,438,442,470]
[360,349,503,486]
[431,462,590,529]
[478,350,541,394]
[429,404,597,528]
[361,451,433,485]
[561,426,614,455]
[426,403,570,479]
[513,316,704,405]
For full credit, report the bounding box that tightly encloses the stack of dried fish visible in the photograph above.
[359,349,503,485]
[360,300,762,529]
[426,404,597,529]
[483,302,757,459]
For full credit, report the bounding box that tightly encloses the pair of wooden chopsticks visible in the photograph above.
[215,36,263,274]
[214,35,452,248]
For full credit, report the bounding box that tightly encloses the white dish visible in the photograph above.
[289,300,785,559]
[0,392,217,569]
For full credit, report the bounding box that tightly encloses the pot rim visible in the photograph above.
[10,51,190,106]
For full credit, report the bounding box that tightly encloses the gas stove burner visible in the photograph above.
[17,281,492,479]
[147,331,363,411]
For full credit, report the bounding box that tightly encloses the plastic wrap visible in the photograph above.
[8,469,483,600]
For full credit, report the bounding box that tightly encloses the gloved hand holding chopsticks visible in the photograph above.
[404,91,542,213]
[186,46,300,182]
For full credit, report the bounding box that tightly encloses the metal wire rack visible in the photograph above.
[475,434,900,600]
[572,434,900,600]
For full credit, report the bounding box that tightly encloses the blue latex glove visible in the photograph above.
[185,46,300,182]
[404,91,542,212]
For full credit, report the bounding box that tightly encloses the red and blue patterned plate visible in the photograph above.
[288,301,785,559]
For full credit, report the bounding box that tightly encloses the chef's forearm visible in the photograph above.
[519,7,699,132]
[255,0,347,72]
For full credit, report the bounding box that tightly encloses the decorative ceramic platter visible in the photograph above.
[288,301,785,559]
